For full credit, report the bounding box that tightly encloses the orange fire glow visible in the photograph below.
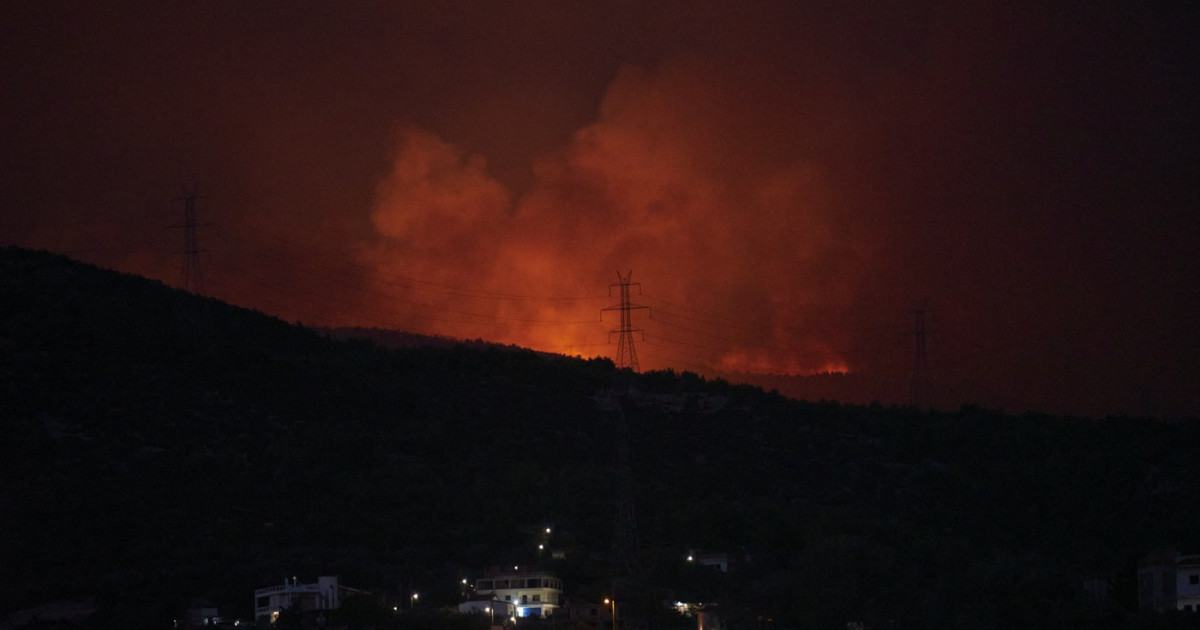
[355,56,865,379]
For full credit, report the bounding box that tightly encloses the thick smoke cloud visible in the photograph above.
[366,55,860,375]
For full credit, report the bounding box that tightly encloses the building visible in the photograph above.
[1138,550,1200,612]
[686,550,742,573]
[254,576,347,624]
[474,568,563,618]
[1177,554,1200,612]
[559,601,610,630]
[458,597,516,625]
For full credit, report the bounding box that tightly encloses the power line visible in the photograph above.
[220,215,608,302]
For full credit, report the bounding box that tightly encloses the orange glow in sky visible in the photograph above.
[3,2,1197,418]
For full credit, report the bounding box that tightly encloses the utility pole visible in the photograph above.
[166,185,213,294]
[909,303,935,409]
[601,271,650,372]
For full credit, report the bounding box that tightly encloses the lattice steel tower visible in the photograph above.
[169,186,211,295]
[602,271,650,371]
[909,304,934,409]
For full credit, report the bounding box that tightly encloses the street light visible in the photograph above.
[410,593,419,609]
[485,606,494,626]
[603,598,617,629]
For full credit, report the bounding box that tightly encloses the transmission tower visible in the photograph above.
[167,186,212,294]
[601,271,650,371]
[909,304,935,409]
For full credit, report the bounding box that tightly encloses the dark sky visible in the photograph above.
[3,1,1197,418]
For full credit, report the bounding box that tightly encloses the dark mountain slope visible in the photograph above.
[3,247,1199,630]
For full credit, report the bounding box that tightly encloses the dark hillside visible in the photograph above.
[2,246,1199,630]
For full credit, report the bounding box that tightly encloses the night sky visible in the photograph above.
[3,2,1197,418]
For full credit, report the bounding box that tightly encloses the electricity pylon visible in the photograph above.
[909,303,935,409]
[167,185,212,294]
[601,271,650,371]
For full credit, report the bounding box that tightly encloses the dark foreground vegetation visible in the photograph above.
[2,246,1199,629]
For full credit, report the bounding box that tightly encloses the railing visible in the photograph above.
[254,583,321,596]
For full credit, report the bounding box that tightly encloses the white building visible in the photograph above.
[474,569,563,618]
[1138,550,1200,612]
[458,597,516,625]
[1176,554,1200,612]
[686,550,742,573]
[254,576,343,623]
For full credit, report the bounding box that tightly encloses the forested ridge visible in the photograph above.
[2,246,1199,629]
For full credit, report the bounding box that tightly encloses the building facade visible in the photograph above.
[254,576,342,623]
[1138,551,1200,612]
[1176,554,1200,611]
[474,569,563,618]
[458,597,517,625]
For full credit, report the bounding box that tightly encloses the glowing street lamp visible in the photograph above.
[604,598,617,629]
[485,606,494,625]
[410,593,419,609]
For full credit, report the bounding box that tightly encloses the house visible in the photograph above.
[254,576,355,623]
[559,601,610,630]
[474,568,564,618]
[1177,554,1200,611]
[1138,550,1200,612]
[686,550,740,572]
[458,597,516,625]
